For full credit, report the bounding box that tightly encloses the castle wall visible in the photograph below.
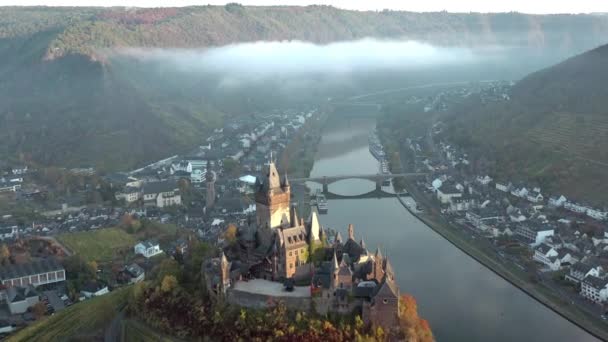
[227,288,312,311]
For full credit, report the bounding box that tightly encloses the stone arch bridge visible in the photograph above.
[290,173,426,198]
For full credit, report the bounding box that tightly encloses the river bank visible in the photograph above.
[402,178,608,341]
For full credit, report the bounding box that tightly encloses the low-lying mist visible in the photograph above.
[106,38,571,113]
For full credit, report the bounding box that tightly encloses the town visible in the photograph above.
[0,109,328,335]
[381,81,608,324]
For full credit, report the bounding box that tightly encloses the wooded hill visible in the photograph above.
[444,44,608,206]
[2,5,608,171]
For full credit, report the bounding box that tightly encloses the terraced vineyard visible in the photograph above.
[527,112,608,166]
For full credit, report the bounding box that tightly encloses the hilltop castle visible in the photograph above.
[204,159,401,330]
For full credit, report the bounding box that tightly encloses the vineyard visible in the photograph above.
[527,112,608,166]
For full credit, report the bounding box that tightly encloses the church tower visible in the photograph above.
[255,158,291,230]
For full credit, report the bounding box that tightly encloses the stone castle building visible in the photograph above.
[203,159,401,331]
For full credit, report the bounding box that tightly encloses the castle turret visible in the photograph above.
[347,224,355,241]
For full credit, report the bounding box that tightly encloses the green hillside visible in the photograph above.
[444,44,608,206]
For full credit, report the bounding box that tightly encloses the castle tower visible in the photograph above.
[255,159,291,230]
[347,224,355,241]
[205,164,216,210]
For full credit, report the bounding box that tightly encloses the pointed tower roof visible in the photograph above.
[360,238,367,250]
[290,204,299,228]
[374,246,383,260]
[335,231,343,244]
[332,249,339,272]
[264,161,282,190]
[384,255,395,281]
[375,273,399,299]
[282,172,290,188]
[309,210,321,241]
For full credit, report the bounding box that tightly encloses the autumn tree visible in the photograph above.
[161,275,178,293]
[32,301,47,319]
[0,244,10,265]
[224,224,238,244]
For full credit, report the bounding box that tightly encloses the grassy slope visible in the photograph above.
[8,286,132,342]
[57,228,137,262]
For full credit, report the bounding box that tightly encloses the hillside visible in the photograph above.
[2,6,608,170]
[445,44,608,206]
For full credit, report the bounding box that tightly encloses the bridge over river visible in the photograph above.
[290,173,426,199]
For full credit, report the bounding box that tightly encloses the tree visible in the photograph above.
[224,224,238,244]
[0,244,10,265]
[32,301,47,319]
[223,158,240,177]
[157,258,182,283]
[161,275,178,293]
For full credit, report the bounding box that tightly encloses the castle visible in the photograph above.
[204,159,401,330]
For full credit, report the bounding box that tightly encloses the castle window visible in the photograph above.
[289,252,292,256]
[295,250,298,255]
[290,263,293,269]
[383,299,388,304]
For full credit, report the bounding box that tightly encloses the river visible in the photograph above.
[306,116,597,342]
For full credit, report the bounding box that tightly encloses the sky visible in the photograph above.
[2,0,608,14]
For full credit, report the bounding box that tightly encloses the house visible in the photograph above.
[134,240,163,258]
[548,195,567,208]
[0,226,18,240]
[466,208,505,232]
[124,264,145,284]
[190,169,205,184]
[7,285,39,314]
[533,244,560,270]
[143,182,181,208]
[448,195,477,212]
[515,224,554,246]
[114,187,142,204]
[170,161,193,175]
[587,208,608,221]
[565,263,602,284]
[436,184,462,204]
[0,258,65,288]
[510,187,529,199]
[476,175,493,186]
[11,166,28,175]
[495,182,512,193]
[81,281,109,299]
[526,191,544,203]
[580,276,608,304]
[564,201,590,214]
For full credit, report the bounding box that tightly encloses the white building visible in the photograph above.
[548,195,567,208]
[0,259,65,288]
[115,187,142,204]
[566,263,602,284]
[0,226,18,240]
[580,276,608,305]
[143,182,181,208]
[134,241,163,258]
[564,201,590,214]
[515,224,554,246]
[495,182,511,193]
[436,185,462,204]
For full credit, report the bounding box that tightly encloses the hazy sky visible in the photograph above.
[2,0,607,14]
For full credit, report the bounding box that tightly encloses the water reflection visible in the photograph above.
[307,115,598,342]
